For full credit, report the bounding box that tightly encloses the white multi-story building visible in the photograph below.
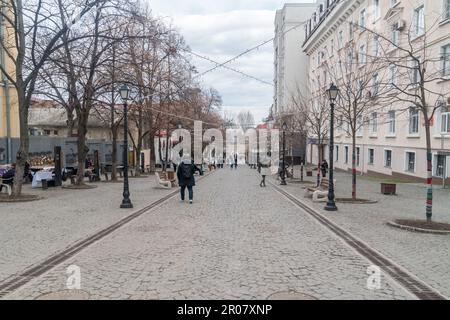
[274,2,320,162]
[303,0,450,184]
[274,2,319,116]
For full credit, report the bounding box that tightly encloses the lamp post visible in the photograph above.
[119,84,133,209]
[324,84,339,211]
[280,122,287,185]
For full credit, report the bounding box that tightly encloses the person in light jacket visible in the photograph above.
[259,162,270,187]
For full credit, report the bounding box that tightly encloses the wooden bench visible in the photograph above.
[155,172,172,189]
[0,177,13,196]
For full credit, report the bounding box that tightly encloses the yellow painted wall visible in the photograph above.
[0,86,19,138]
[0,5,20,139]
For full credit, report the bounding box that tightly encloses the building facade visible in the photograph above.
[274,2,319,163]
[0,7,19,165]
[303,0,450,183]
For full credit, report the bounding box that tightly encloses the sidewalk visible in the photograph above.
[270,167,450,298]
[0,175,177,281]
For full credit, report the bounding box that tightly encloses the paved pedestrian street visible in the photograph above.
[1,168,418,300]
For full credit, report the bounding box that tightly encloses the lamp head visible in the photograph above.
[327,83,339,102]
[119,84,130,101]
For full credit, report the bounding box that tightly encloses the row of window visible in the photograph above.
[334,146,447,176]
[314,1,450,77]
[336,107,450,136]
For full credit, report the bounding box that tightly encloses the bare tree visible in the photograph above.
[291,80,329,186]
[324,27,390,200]
[0,0,105,195]
[237,111,255,132]
[356,15,450,222]
[44,0,134,185]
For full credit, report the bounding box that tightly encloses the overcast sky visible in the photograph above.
[146,0,315,124]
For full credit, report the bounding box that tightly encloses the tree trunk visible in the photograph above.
[111,125,118,181]
[164,125,170,172]
[316,142,322,187]
[66,110,75,137]
[425,120,433,222]
[76,113,88,185]
[351,135,357,200]
[135,143,142,177]
[12,91,29,196]
[149,131,156,172]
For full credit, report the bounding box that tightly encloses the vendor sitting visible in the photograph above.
[0,163,15,192]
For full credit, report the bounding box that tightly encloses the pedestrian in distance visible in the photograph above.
[321,159,329,178]
[259,162,269,187]
[234,154,238,170]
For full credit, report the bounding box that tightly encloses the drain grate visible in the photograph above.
[268,291,318,300]
[36,290,90,300]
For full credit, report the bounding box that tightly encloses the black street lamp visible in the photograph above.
[280,122,287,186]
[325,84,339,212]
[119,84,133,209]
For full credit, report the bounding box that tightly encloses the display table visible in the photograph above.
[32,170,54,188]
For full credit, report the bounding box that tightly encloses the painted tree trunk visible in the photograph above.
[352,136,357,200]
[425,122,433,222]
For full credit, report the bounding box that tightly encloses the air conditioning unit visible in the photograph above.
[397,20,406,31]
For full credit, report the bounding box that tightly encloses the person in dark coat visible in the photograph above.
[177,156,198,204]
[321,159,329,178]
[0,163,15,192]
[234,154,238,169]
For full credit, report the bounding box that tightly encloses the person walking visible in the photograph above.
[177,155,197,204]
[234,154,238,170]
[259,162,269,187]
[321,159,329,178]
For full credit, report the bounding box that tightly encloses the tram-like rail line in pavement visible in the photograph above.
[0,171,215,298]
[269,181,447,300]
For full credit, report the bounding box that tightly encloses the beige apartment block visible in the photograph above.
[302,0,450,183]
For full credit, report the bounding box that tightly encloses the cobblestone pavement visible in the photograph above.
[0,175,177,281]
[4,167,411,300]
[274,166,450,298]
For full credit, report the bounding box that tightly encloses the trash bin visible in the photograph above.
[381,183,396,195]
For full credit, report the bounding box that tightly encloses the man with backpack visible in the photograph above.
[177,155,198,204]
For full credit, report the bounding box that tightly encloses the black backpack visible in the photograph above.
[181,164,192,179]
